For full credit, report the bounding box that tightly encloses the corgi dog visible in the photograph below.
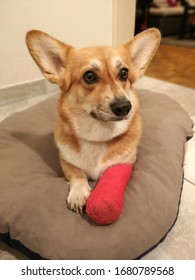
[26,28,160,213]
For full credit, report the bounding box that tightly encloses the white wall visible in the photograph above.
[0,0,135,89]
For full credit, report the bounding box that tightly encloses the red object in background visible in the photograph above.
[167,0,178,6]
[86,164,133,225]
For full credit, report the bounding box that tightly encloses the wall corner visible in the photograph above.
[112,0,136,47]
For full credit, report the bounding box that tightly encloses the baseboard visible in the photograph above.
[0,79,58,106]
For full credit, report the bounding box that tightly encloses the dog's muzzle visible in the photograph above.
[90,99,132,122]
[110,99,131,117]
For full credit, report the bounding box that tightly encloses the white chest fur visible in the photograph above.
[57,115,132,180]
[57,140,107,180]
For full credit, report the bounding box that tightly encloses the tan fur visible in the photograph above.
[26,28,161,213]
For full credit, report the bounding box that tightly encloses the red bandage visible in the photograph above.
[86,164,133,225]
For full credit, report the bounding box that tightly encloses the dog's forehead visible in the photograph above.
[76,46,123,69]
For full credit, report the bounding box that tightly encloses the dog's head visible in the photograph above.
[26,29,160,123]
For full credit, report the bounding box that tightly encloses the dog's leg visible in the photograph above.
[60,158,91,213]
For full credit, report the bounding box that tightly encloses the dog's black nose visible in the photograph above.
[110,100,131,117]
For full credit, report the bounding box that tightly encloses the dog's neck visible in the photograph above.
[59,110,131,143]
[74,113,131,142]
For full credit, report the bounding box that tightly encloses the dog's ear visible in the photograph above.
[26,30,73,86]
[124,28,161,83]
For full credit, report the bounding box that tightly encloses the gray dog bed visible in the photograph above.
[0,89,193,259]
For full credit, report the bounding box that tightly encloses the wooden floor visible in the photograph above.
[146,44,195,89]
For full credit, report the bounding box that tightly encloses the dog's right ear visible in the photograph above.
[26,30,73,86]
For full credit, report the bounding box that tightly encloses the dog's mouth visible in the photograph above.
[90,110,129,122]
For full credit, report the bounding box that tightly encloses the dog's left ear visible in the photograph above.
[124,28,161,83]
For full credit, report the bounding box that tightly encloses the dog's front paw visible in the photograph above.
[67,183,91,214]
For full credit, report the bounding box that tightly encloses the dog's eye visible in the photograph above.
[83,71,98,84]
[119,68,128,81]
